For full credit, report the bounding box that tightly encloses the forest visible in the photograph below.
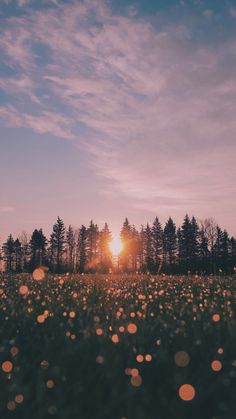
[1,215,236,275]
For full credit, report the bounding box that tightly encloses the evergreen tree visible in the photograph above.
[14,238,22,273]
[30,229,47,269]
[199,228,210,273]
[99,223,112,273]
[78,225,87,273]
[213,226,224,273]
[190,217,200,270]
[144,223,154,273]
[178,215,191,271]
[19,231,30,272]
[66,225,76,273]
[50,217,65,272]
[163,217,177,269]
[138,225,145,272]
[229,237,236,273]
[221,230,230,273]
[151,217,163,273]
[120,218,132,272]
[86,221,99,271]
[130,225,139,272]
[2,234,15,272]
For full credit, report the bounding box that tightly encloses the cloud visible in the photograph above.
[0,106,74,139]
[0,206,15,213]
[0,0,235,219]
[229,7,236,18]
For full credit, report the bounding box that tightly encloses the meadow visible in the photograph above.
[0,273,236,419]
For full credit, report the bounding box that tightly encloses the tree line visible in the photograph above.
[1,215,236,274]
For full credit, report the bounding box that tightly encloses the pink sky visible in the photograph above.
[0,0,236,240]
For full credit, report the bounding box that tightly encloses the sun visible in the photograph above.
[109,236,123,256]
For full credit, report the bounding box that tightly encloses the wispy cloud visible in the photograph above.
[0,206,15,213]
[0,105,74,139]
[0,0,236,219]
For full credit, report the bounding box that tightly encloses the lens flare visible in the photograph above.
[109,236,123,256]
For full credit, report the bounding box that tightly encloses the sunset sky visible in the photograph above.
[0,0,236,240]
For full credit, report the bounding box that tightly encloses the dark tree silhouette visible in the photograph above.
[30,229,47,269]
[78,225,87,273]
[14,238,22,272]
[50,217,65,273]
[99,223,112,273]
[144,223,154,273]
[66,225,76,273]
[1,215,235,274]
[86,220,99,272]
[2,234,15,273]
[120,218,132,272]
[152,217,163,273]
[163,217,177,270]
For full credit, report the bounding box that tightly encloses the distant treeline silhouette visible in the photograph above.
[1,215,236,274]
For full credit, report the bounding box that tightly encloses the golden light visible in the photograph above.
[109,236,123,256]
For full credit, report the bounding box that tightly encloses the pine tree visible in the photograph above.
[163,217,177,269]
[78,225,87,273]
[66,225,76,273]
[86,221,99,272]
[151,217,163,273]
[178,215,194,272]
[30,229,47,269]
[199,228,210,273]
[138,225,145,272]
[2,234,15,272]
[213,226,224,273]
[190,217,200,270]
[50,217,65,273]
[99,223,112,273]
[14,238,22,273]
[229,237,236,273]
[120,218,132,272]
[221,230,230,273]
[144,223,154,273]
[19,231,30,272]
[130,225,139,272]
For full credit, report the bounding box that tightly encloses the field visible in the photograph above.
[0,274,236,419]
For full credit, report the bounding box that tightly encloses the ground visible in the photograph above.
[0,273,236,419]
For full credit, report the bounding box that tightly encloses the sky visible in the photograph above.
[0,0,236,241]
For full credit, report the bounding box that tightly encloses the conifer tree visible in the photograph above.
[99,223,112,272]
[199,228,210,273]
[151,217,163,272]
[2,234,15,272]
[178,215,194,272]
[229,237,236,273]
[66,225,76,273]
[50,217,65,272]
[163,217,177,269]
[86,221,99,271]
[120,218,132,271]
[14,238,22,273]
[78,225,87,273]
[144,223,154,273]
[190,217,200,270]
[19,231,30,272]
[138,225,145,272]
[130,225,139,272]
[30,229,47,269]
[214,226,224,273]
[221,230,230,273]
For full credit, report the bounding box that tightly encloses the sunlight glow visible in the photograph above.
[109,236,123,256]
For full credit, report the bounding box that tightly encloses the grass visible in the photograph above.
[0,273,236,419]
